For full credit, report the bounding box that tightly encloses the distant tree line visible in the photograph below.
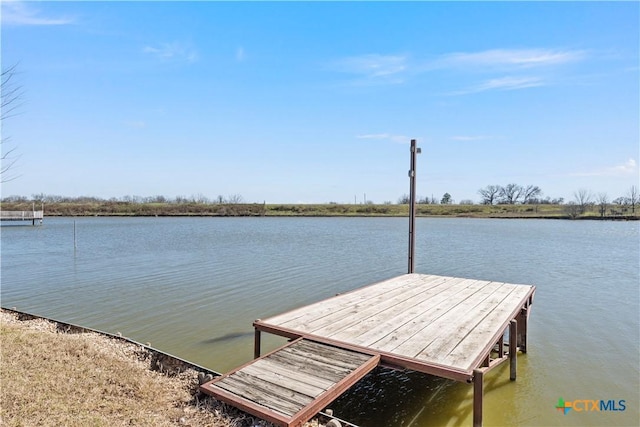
[1,193,245,205]
[395,184,638,217]
[397,193,454,205]
[477,184,545,205]
[564,186,638,218]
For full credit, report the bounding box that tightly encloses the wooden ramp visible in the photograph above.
[200,338,379,427]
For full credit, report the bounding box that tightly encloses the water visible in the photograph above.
[1,217,638,426]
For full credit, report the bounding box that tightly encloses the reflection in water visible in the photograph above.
[332,368,455,427]
[199,331,253,345]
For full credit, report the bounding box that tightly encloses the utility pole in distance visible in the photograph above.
[408,139,421,273]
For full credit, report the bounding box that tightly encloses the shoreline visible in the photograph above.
[0,307,347,427]
[2,202,638,221]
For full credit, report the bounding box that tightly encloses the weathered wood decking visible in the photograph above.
[201,273,535,426]
[256,274,535,382]
[201,338,379,427]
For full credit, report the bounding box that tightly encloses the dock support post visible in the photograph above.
[509,319,517,381]
[473,369,483,427]
[516,307,528,353]
[254,328,261,359]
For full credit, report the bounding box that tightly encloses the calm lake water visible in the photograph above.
[1,217,638,426]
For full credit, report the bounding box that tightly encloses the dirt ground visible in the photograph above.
[0,309,324,427]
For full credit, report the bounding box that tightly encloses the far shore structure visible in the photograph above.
[0,207,43,225]
[200,141,536,426]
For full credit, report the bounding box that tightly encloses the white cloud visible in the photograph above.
[124,120,146,129]
[609,158,637,175]
[143,42,198,63]
[236,47,246,62]
[332,54,408,84]
[449,135,491,141]
[357,133,411,144]
[434,48,586,70]
[2,1,74,26]
[450,76,545,95]
[570,158,638,177]
[331,48,584,90]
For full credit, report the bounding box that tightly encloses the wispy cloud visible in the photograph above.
[123,120,146,129]
[436,48,586,95]
[434,48,586,70]
[332,54,408,84]
[450,76,545,95]
[143,42,198,63]
[449,135,492,142]
[331,48,586,91]
[236,47,246,62]
[357,133,411,144]
[2,1,74,26]
[570,158,638,177]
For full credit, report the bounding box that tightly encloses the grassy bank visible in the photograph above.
[2,201,638,219]
[0,310,323,427]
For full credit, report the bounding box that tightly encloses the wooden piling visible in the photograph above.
[254,327,261,359]
[473,369,483,427]
[517,307,528,353]
[509,320,517,381]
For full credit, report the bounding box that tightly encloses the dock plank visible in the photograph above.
[314,276,453,339]
[349,278,480,347]
[241,364,326,398]
[251,358,336,391]
[369,279,490,354]
[442,285,534,370]
[200,338,380,427]
[386,282,506,359]
[416,283,517,362]
[256,273,535,381]
[268,275,426,330]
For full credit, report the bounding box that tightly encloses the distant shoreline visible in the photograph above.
[2,201,638,220]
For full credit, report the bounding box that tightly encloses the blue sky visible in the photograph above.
[2,1,638,204]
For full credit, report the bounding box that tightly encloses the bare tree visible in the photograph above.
[522,185,542,204]
[499,183,523,204]
[564,202,581,219]
[478,185,501,205]
[596,193,608,218]
[628,185,638,214]
[397,194,410,204]
[1,64,24,182]
[573,189,593,214]
[226,194,244,204]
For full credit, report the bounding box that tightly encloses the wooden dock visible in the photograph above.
[202,338,378,426]
[0,210,43,225]
[201,273,535,426]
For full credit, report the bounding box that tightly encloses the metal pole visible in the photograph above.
[408,139,420,273]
